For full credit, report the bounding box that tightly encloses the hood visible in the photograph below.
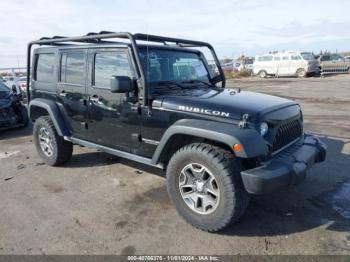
[0,92,12,109]
[154,88,297,122]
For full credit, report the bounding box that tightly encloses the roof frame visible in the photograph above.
[27,31,225,103]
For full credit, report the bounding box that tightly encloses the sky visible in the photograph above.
[0,0,350,68]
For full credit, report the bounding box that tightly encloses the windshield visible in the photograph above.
[0,81,10,92]
[17,77,27,82]
[301,52,316,61]
[139,48,211,85]
[244,58,254,65]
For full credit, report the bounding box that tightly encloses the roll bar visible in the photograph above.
[27,31,225,103]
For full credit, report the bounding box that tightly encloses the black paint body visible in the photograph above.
[27,33,326,194]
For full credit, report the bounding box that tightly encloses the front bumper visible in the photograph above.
[0,110,18,129]
[241,134,327,194]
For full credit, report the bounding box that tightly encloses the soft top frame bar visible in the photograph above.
[27,31,225,103]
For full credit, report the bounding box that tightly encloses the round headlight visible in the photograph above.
[260,122,269,136]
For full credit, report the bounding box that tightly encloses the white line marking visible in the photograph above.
[0,151,20,159]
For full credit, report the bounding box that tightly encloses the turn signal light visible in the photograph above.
[233,144,242,152]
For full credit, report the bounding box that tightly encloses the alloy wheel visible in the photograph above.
[179,163,220,215]
[38,127,54,157]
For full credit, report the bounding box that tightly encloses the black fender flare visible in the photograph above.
[28,98,70,136]
[151,119,268,164]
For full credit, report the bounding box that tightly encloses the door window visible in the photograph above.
[35,53,55,82]
[94,52,133,88]
[282,56,290,60]
[258,56,273,62]
[291,55,301,60]
[60,52,86,85]
[320,55,331,62]
[330,54,344,61]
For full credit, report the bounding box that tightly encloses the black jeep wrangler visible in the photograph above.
[0,80,28,130]
[27,32,326,232]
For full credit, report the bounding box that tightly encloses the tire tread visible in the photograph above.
[166,142,249,232]
[33,116,72,166]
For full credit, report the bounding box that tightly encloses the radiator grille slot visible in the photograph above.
[272,119,302,152]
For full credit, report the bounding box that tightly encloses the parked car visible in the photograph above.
[238,57,254,72]
[0,80,28,130]
[208,62,219,75]
[318,54,350,74]
[221,61,241,73]
[4,76,28,100]
[345,56,350,62]
[253,51,319,78]
[27,32,326,232]
[16,76,27,92]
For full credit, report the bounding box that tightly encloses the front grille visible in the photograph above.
[272,119,302,152]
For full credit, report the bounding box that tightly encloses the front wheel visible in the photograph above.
[166,143,249,232]
[33,116,73,166]
[296,68,306,78]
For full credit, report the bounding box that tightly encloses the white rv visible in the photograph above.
[253,51,319,78]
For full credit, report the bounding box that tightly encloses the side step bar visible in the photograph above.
[66,137,164,169]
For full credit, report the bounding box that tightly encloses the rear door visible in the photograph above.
[57,50,88,139]
[86,48,141,152]
[278,55,291,75]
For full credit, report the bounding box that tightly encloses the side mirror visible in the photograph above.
[12,85,17,93]
[110,76,134,93]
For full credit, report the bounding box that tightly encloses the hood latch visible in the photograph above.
[239,113,250,129]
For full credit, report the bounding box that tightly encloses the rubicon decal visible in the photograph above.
[178,106,230,117]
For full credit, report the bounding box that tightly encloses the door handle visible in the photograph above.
[59,91,67,97]
[90,95,100,102]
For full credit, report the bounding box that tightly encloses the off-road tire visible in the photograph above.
[166,143,249,232]
[258,70,267,78]
[33,116,73,166]
[19,106,29,127]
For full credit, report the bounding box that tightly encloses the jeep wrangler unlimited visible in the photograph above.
[27,32,326,232]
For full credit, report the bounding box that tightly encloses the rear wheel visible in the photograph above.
[166,143,249,232]
[258,70,267,78]
[33,116,73,166]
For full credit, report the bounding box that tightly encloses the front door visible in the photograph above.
[86,48,141,152]
[57,50,88,139]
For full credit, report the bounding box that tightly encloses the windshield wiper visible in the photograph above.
[155,81,186,89]
[180,79,213,88]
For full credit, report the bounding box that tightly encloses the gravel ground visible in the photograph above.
[0,74,349,255]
